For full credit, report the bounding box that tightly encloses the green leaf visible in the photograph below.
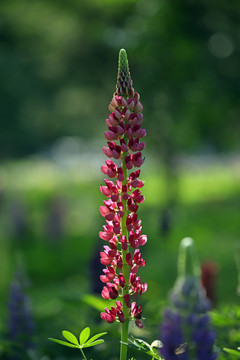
[83,339,104,348]
[127,336,162,359]
[132,338,151,351]
[49,338,78,348]
[84,332,107,345]
[82,294,115,312]
[224,348,240,357]
[80,327,90,345]
[137,339,151,349]
[145,349,159,358]
[62,330,79,346]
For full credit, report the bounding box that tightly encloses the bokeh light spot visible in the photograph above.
[208,33,234,58]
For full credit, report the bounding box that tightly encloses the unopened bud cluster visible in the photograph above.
[99,49,147,328]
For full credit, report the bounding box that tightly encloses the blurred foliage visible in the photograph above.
[0,0,240,158]
[0,158,240,358]
[212,306,240,360]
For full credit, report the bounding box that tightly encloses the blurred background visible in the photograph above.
[0,0,240,359]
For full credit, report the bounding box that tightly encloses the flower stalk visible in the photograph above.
[120,148,130,360]
[99,49,147,360]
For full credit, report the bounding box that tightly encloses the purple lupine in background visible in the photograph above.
[99,49,147,360]
[160,309,187,360]
[160,238,217,360]
[8,262,35,356]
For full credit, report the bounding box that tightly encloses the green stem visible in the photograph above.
[120,319,129,360]
[120,148,130,360]
[79,347,87,360]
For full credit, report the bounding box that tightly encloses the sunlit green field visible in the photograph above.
[0,155,240,359]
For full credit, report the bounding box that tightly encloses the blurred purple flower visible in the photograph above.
[160,238,217,360]
[8,265,35,352]
[160,309,187,360]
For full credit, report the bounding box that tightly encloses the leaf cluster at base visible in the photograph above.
[49,327,107,350]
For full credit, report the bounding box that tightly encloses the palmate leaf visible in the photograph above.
[84,332,107,345]
[49,327,107,353]
[80,327,90,345]
[135,339,151,350]
[62,330,79,346]
[83,339,105,348]
[49,338,78,348]
[224,348,240,357]
[128,336,151,351]
[126,336,162,360]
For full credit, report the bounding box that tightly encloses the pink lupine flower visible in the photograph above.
[100,266,116,283]
[102,283,118,300]
[100,301,124,323]
[99,49,147,359]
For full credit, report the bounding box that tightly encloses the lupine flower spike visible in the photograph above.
[100,49,147,360]
[160,237,217,360]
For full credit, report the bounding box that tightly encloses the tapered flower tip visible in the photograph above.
[116,49,134,97]
[177,237,200,280]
